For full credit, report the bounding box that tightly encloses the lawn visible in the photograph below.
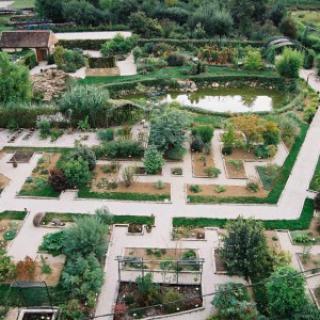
[292,10,320,28]
[12,0,35,9]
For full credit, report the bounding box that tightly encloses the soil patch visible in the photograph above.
[214,249,226,273]
[8,151,34,163]
[224,159,247,179]
[115,282,202,320]
[0,174,10,192]
[187,184,267,198]
[192,151,215,177]
[225,148,258,161]
[299,253,320,272]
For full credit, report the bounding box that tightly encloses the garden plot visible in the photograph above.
[173,226,205,240]
[115,282,202,320]
[0,173,10,193]
[0,219,22,250]
[19,153,61,197]
[224,159,247,179]
[298,253,320,273]
[187,183,267,199]
[123,248,200,271]
[290,217,320,245]
[8,150,34,163]
[224,147,259,161]
[191,151,216,177]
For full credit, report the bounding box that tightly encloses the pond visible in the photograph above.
[129,88,285,113]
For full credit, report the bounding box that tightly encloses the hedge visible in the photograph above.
[78,187,170,202]
[0,211,26,220]
[188,119,308,204]
[173,198,314,230]
[88,56,115,68]
[43,212,155,225]
[58,39,106,50]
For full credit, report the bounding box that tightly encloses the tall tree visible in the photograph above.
[35,0,65,22]
[220,216,273,279]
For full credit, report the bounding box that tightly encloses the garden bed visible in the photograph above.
[191,151,215,177]
[0,219,22,250]
[290,217,320,245]
[309,156,320,192]
[173,227,205,240]
[115,282,202,320]
[224,159,247,179]
[123,248,200,271]
[298,253,320,273]
[8,151,34,163]
[187,184,267,202]
[224,147,258,161]
[214,249,226,273]
[19,153,61,198]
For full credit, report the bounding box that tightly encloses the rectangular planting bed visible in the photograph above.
[114,283,202,320]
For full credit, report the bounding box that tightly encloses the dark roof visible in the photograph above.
[0,30,56,48]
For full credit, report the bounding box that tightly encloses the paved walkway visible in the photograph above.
[55,31,132,41]
[116,53,137,76]
[1,69,320,319]
[0,1,13,8]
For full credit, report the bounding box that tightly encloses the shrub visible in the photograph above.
[97,129,114,142]
[33,212,44,227]
[279,17,297,39]
[215,185,226,193]
[304,49,315,69]
[190,184,202,193]
[276,48,303,79]
[69,146,96,171]
[244,48,264,70]
[246,181,260,193]
[39,231,65,256]
[205,167,221,178]
[101,140,144,159]
[48,168,68,192]
[165,146,186,161]
[62,158,91,189]
[222,145,233,155]
[163,289,183,313]
[37,119,51,139]
[192,125,213,143]
[143,145,164,175]
[0,252,16,282]
[154,180,165,190]
[122,167,135,187]
[166,53,186,66]
[101,34,137,57]
[54,46,86,73]
[16,256,36,281]
[315,193,320,211]
[191,138,204,152]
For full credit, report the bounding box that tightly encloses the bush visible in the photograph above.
[280,17,297,39]
[53,46,86,73]
[99,140,144,159]
[97,129,114,142]
[48,168,68,192]
[190,184,202,193]
[69,146,96,171]
[62,158,91,189]
[101,34,137,57]
[122,167,135,187]
[255,145,272,159]
[192,125,214,143]
[39,231,65,256]
[166,53,186,66]
[222,145,233,155]
[244,48,264,70]
[143,145,164,175]
[205,167,221,178]
[191,138,204,152]
[165,146,186,161]
[276,48,303,79]
[0,252,16,282]
[37,119,51,139]
[33,212,44,227]
[315,193,320,211]
[246,181,260,193]
[303,49,315,69]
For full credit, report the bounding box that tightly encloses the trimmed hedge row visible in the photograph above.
[43,212,155,225]
[0,211,26,220]
[58,39,106,50]
[173,198,314,230]
[188,120,308,204]
[78,187,170,202]
[88,56,116,68]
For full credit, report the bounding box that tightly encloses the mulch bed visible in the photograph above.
[114,282,202,320]
[224,159,247,179]
[224,148,258,161]
[8,151,34,163]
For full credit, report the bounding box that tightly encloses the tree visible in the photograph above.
[266,266,308,319]
[143,145,164,175]
[292,303,320,320]
[212,282,258,320]
[69,145,96,171]
[101,34,137,57]
[149,110,190,153]
[58,85,109,127]
[61,253,104,300]
[0,252,16,282]
[280,17,297,39]
[220,217,272,279]
[276,48,303,79]
[263,121,280,145]
[129,11,162,37]
[48,168,68,192]
[16,256,36,281]
[36,119,51,139]
[62,157,91,189]
[270,2,286,26]
[0,52,32,103]
[35,0,65,22]
[63,215,108,259]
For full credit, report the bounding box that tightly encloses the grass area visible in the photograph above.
[292,10,320,28]
[310,157,320,192]
[12,0,35,9]
[19,185,59,198]
[287,0,320,9]
[256,165,281,191]
[80,66,279,86]
[3,146,74,153]
[0,211,26,220]
[188,119,308,204]
[0,16,13,32]
[173,198,314,230]
[43,212,155,225]
[78,187,170,202]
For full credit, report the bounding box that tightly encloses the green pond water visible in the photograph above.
[129,88,285,113]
